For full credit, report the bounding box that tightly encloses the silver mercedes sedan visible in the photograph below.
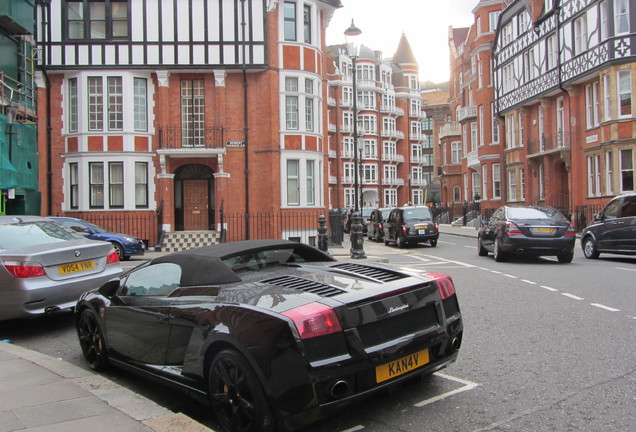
[0,216,123,321]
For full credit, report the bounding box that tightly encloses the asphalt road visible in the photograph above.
[2,236,634,432]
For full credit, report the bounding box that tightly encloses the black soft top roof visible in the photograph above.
[149,239,335,286]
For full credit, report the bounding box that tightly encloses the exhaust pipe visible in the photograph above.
[451,337,461,351]
[330,380,350,399]
[44,306,60,313]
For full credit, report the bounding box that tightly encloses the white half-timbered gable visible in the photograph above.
[493,0,635,112]
[37,0,268,69]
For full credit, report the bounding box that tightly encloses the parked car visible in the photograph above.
[367,207,391,242]
[75,239,462,432]
[50,217,144,261]
[344,208,372,233]
[477,205,576,263]
[383,206,439,248]
[580,191,636,259]
[0,216,122,321]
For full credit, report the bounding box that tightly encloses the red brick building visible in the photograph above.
[35,0,342,248]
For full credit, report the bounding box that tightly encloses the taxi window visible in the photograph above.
[121,263,182,296]
[602,199,620,220]
[620,196,636,218]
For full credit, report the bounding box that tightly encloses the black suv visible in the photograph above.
[581,192,636,259]
[383,206,439,248]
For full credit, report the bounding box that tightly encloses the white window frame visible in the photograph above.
[605,150,613,195]
[614,0,630,35]
[492,163,501,200]
[282,153,323,208]
[585,82,600,129]
[618,69,632,118]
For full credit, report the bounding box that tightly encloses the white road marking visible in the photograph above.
[438,241,456,245]
[540,285,559,292]
[590,303,621,312]
[490,270,502,274]
[616,267,636,272]
[416,254,477,268]
[414,373,479,407]
[503,274,517,279]
[340,426,365,432]
[562,293,584,300]
[465,246,477,249]
[521,279,537,285]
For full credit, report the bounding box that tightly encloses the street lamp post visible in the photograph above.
[345,19,366,259]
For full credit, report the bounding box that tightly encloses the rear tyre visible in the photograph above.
[384,238,390,246]
[77,309,109,372]
[375,231,383,242]
[396,235,406,249]
[557,251,574,263]
[430,239,438,247]
[209,349,273,432]
[110,242,125,261]
[493,238,509,262]
[477,238,488,256]
[583,237,600,259]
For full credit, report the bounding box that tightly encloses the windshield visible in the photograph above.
[507,207,564,220]
[403,208,432,221]
[0,221,84,248]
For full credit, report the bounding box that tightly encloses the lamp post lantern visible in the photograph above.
[345,19,366,259]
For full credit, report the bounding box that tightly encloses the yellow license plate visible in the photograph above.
[59,259,95,274]
[376,348,429,383]
[532,227,555,234]
[415,225,426,230]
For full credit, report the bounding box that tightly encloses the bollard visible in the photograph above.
[317,215,328,252]
[349,211,366,259]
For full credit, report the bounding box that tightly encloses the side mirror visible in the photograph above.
[593,213,602,222]
[98,279,121,298]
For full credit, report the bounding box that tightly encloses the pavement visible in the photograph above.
[0,224,476,432]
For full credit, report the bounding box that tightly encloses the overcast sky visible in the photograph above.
[325,0,478,83]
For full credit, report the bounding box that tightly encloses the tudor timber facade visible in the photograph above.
[35,0,341,246]
[492,0,636,219]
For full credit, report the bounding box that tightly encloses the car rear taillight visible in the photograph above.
[435,222,439,231]
[378,223,383,230]
[282,302,343,340]
[564,224,576,236]
[2,260,46,278]
[505,222,523,235]
[401,225,409,234]
[106,251,120,264]
[424,272,456,300]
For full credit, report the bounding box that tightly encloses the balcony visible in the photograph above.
[409,110,425,119]
[411,155,425,164]
[329,175,337,184]
[157,126,225,155]
[410,179,427,187]
[382,178,405,186]
[328,123,337,132]
[342,176,354,184]
[380,105,405,116]
[327,97,336,106]
[410,132,426,141]
[328,150,337,158]
[466,150,479,170]
[341,124,354,133]
[439,122,461,138]
[527,131,572,156]
[381,153,405,163]
[381,129,405,140]
[457,105,477,122]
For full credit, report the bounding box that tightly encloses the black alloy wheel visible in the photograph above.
[209,350,273,432]
[583,237,600,259]
[477,237,489,256]
[493,238,509,262]
[110,242,126,261]
[77,309,109,371]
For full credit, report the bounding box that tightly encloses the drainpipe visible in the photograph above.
[241,0,250,239]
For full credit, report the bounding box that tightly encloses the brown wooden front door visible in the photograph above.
[183,180,209,230]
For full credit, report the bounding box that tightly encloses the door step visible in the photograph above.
[161,231,220,252]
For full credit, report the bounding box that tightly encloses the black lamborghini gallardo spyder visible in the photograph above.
[75,239,462,432]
